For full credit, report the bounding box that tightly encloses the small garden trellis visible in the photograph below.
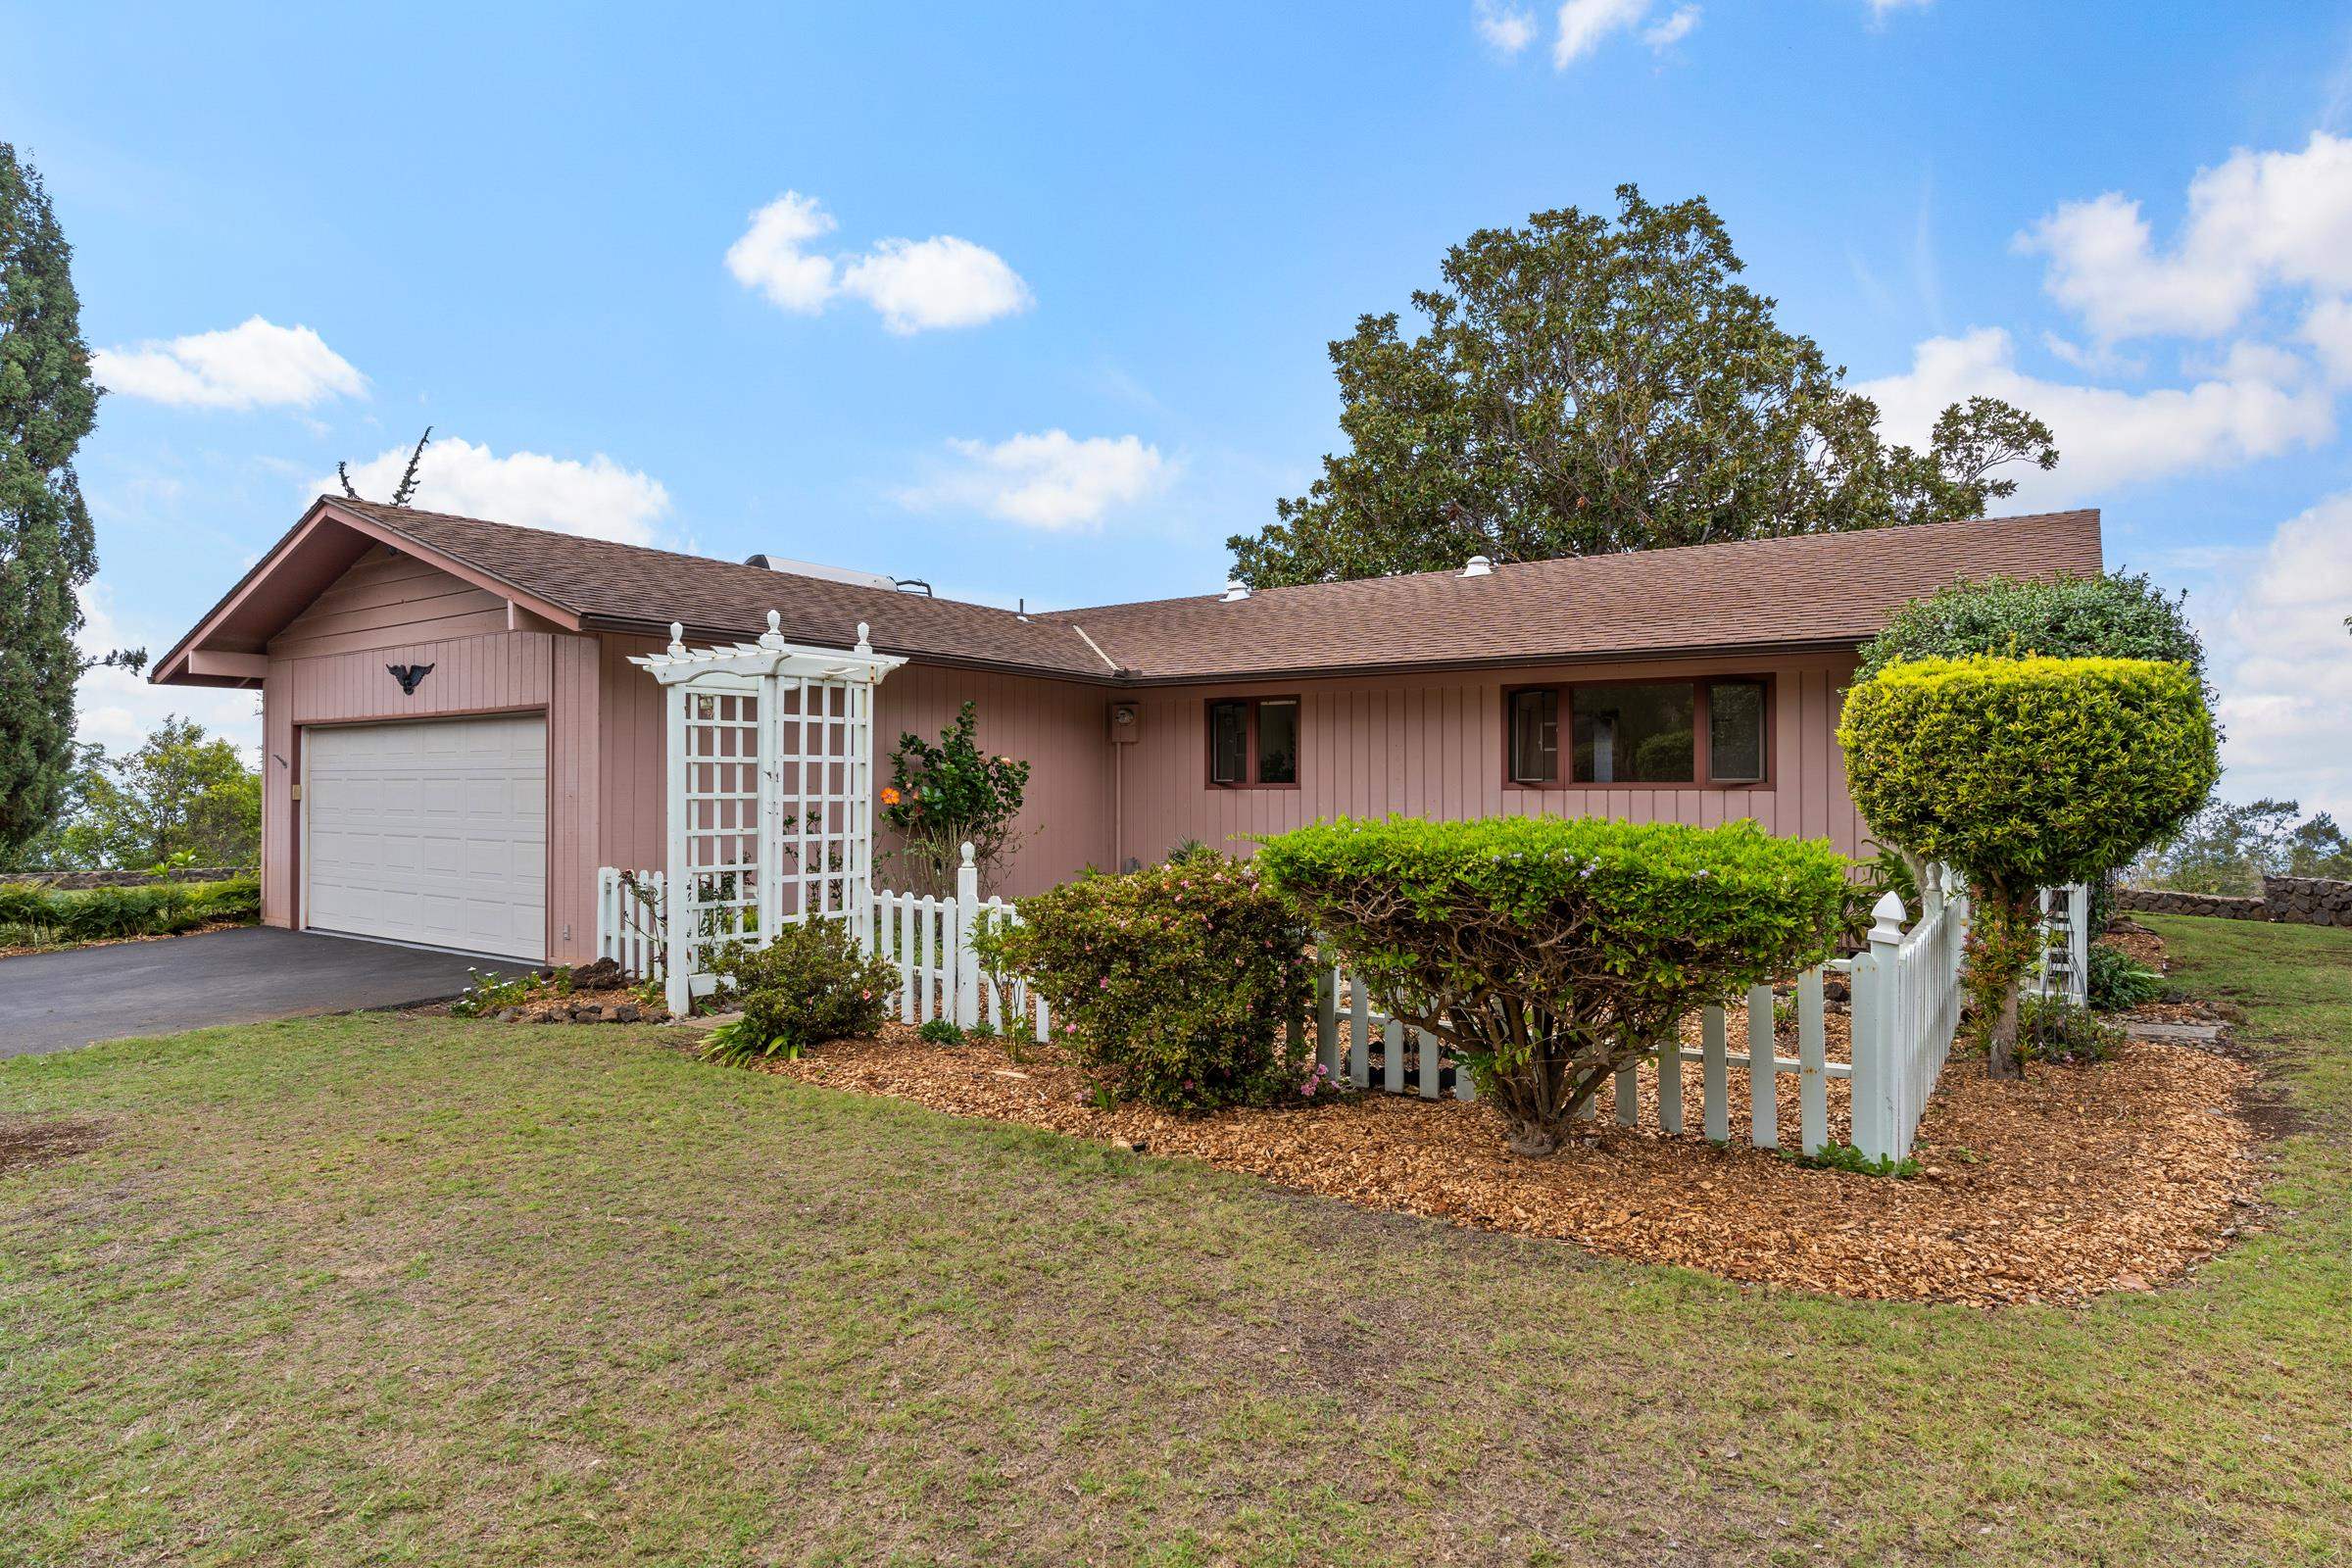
[631,614,906,1015]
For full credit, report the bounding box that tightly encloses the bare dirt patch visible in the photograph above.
[760,1018,2260,1308]
[0,1115,106,1176]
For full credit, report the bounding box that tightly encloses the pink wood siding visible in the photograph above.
[258,550,603,961]
[1106,652,1867,870]
[586,641,1864,906]
[269,543,512,658]
[593,635,1117,898]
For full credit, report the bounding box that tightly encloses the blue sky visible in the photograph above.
[13,1,2352,815]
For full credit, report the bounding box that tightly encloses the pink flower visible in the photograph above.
[1099,976,1111,989]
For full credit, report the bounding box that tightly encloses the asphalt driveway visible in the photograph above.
[0,926,530,1058]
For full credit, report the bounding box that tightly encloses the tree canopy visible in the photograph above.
[28,717,261,871]
[1229,186,2057,587]
[1857,570,2207,687]
[0,142,102,862]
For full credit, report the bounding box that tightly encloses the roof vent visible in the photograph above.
[1222,579,1251,602]
[1460,555,1494,578]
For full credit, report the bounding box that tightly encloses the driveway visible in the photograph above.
[0,926,531,1058]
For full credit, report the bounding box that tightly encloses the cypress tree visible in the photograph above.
[0,143,101,863]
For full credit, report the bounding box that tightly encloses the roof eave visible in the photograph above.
[151,498,588,686]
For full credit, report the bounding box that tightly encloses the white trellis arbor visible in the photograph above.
[631,613,906,1015]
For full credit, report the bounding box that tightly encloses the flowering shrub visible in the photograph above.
[974,860,1313,1112]
[704,917,896,1064]
[1251,815,1848,1156]
[882,702,1030,895]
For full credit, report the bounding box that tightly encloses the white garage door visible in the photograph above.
[305,715,548,960]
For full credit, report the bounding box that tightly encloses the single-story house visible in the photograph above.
[153,497,2102,964]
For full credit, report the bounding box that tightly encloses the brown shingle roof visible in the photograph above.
[335,499,2102,684]
[1046,510,2105,681]
[334,499,1115,679]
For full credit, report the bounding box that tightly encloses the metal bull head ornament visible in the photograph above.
[387,662,435,696]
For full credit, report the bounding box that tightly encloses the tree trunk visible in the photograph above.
[1985,982,2022,1080]
[1503,1115,1564,1156]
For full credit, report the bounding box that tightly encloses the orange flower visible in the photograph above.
[879,786,902,806]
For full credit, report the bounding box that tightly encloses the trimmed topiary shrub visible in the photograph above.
[1250,816,1849,1156]
[704,917,897,1064]
[1838,656,2217,1078]
[973,859,1313,1112]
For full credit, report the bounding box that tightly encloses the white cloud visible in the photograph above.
[94,317,367,411]
[1473,1,1537,54]
[1552,0,1650,65]
[1856,326,2334,504]
[1642,5,1700,47]
[316,436,671,546]
[74,582,262,765]
[725,191,1031,333]
[2195,492,2352,821]
[2017,132,2352,343]
[1868,0,1932,16]
[722,191,839,312]
[839,236,1033,334]
[896,431,1172,531]
[2301,296,2352,385]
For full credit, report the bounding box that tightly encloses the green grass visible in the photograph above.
[1,916,2348,1566]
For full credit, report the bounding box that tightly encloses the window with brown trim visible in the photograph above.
[1506,677,1770,787]
[1206,696,1300,787]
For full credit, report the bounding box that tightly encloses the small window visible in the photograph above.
[1206,697,1300,787]
[1573,682,1694,784]
[1509,688,1559,784]
[1707,679,1766,783]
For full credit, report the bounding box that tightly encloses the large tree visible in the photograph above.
[37,716,262,871]
[0,144,101,863]
[1231,186,2057,586]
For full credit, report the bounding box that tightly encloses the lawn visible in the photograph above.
[1,915,2346,1567]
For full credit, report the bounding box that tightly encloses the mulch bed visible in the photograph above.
[755,975,2263,1307]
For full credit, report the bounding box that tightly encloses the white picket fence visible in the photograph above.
[866,869,1051,1042]
[595,867,667,981]
[597,852,2060,1164]
[1311,872,1972,1163]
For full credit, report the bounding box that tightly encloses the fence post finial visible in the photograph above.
[1868,890,1908,946]
[954,842,982,1028]
[856,620,872,656]
[760,610,786,649]
[666,621,685,656]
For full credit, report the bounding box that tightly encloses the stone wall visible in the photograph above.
[0,865,254,890]
[2263,875,2352,928]
[2115,888,2269,921]
[2118,875,2352,928]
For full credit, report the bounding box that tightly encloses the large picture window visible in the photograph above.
[1506,677,1768,787]
[1206,696,1300,787]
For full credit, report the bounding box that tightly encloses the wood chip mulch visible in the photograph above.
[761,1010,2263,1307]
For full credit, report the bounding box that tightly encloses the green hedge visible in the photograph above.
[974,858,1315,1112]
[1251,815,1848,1154]
[0,876,262,946]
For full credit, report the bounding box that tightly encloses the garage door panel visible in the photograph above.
[306,715,546,960]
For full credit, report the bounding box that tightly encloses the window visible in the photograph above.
[1509,688,1558,784]
[1506,677,1768,786]
[1207,697,1300,787]
[1708,679,1766,783]
[1573,682,1693,784]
